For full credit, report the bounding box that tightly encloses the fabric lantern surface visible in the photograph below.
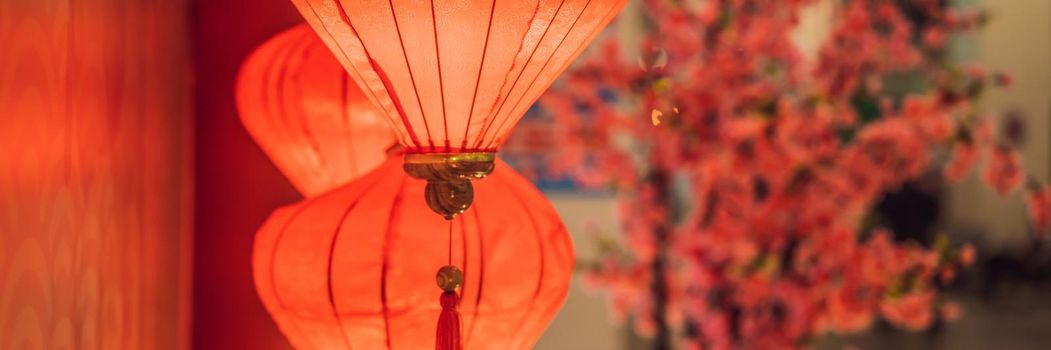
[290,0,627,153]
[252,157,574,349]
[237,24,398,197]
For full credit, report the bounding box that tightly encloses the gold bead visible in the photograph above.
[435,265,463,292]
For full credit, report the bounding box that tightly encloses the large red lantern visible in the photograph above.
[253,157,574,349]
[236,24,398,197]
[275,3,624,348]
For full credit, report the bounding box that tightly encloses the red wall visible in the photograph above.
[192,0,304,348]
[0,0,192,348]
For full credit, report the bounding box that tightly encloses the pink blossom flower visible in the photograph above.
[827,288,876,333]
[945,143,979,182]
[983,147,1024,196]
[959,244,977,267]
[964,64,987,81]
[923,28,949,49]
[994,72,1015,88]
[880,291,935,331]
[1026,186,1051,238]
[532,1,1023,347]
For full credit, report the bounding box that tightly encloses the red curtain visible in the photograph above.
[0,0,192,348]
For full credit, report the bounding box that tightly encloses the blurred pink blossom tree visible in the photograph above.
[539,0,1046,348]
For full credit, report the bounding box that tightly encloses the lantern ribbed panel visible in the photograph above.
[252,157,574,349]
[290,0,627,153]
[237,24,397,197]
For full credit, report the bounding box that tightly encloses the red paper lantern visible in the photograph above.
[271,4,624,347]
[237,24,398,197]
[253,157,574,349]
[290,0,627,153]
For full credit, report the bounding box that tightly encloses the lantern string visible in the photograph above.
[448,220,453,266]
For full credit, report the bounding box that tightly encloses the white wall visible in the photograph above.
[536,193,627,350]
[946,0,1051,249]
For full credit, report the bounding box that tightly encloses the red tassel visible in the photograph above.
[435,291,462,350]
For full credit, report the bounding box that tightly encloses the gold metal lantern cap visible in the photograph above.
[403,153,496,219]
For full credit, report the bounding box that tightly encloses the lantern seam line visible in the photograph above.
[301,0,418,148]
[254,28,314,193]
[385,0,437,151]
[464,200,486,345]
[489,0,622,150]
[325,178,373,350]
[264,159,387,350]
[460,0,499,151]
[333,1,423,148]
[484,0,596,150]
[267,196,325,350]
[287,38,332,179]
[380,176,409,350]
[428,0,451,152]
[337,3,420,148]
[472,0,568,150]
[493,171,548,348]
[311,0,406,144]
